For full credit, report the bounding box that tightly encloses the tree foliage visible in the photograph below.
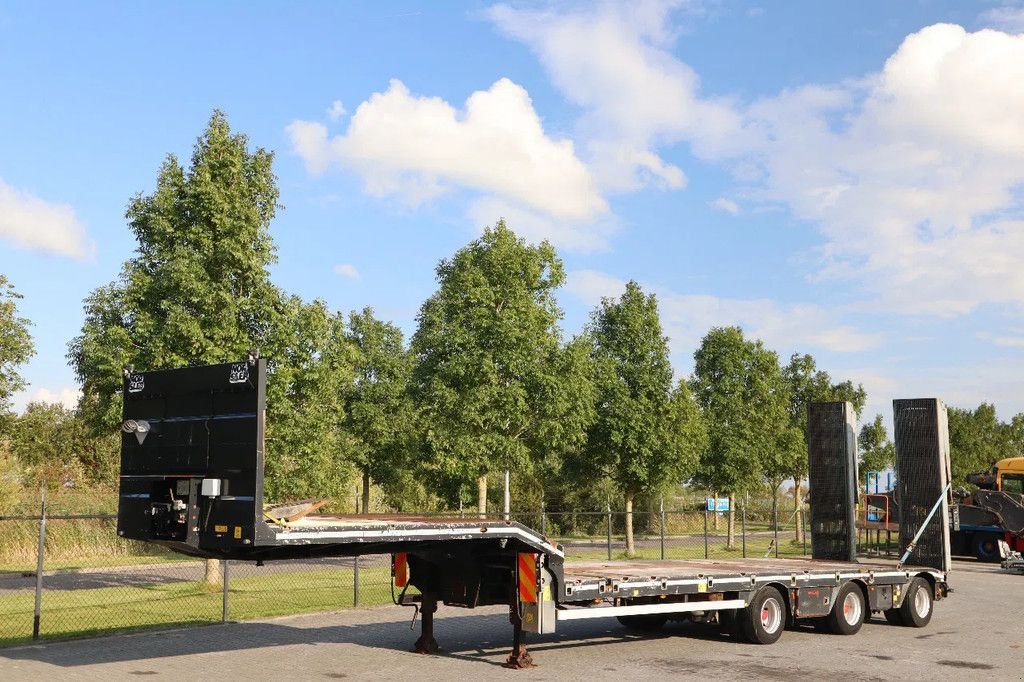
[947,403,1015,486]
[411,221,592,511]
[690,327,790,497]
[343,307,417,511]
[10,401,119,487]
[586,282,698,496]
[584,282,701,554]
[67,111,353,500]
[858,413,895,474]
[0,276,34,434]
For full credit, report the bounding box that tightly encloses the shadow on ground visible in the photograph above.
[0,604,917,671]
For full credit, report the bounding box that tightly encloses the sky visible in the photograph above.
[2,0,1023,433]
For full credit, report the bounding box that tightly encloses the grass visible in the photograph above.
[0,566,397,647]
[0,516,186,573]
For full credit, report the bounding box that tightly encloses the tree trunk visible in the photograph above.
[624,492,635,557]
[712,491,720,531]
[361,470,370,515]
[794,478,803,542]
[204,558,222,587]
[726,495,735,549]
[477,472,488,519]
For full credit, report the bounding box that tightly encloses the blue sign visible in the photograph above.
[706,497,730,512]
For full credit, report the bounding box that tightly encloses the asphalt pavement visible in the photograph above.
[0,558,1020,681]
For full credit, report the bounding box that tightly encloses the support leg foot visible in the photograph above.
[414,593,440,655]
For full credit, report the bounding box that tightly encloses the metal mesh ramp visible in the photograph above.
[807,402,858,562]
[893,398,952,572]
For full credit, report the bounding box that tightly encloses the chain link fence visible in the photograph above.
[2,494,900,648]
[0,506,396,647]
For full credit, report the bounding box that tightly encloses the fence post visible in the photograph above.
[32,483,46,641]
[540,500,546,537]
[659,497,665,561]
[741,503,747,558]
[703,505,709,560]
[222,560,230,623]
[353,556,360,607]
[606,499,612,561]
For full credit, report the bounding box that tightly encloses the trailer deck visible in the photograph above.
[115,360,954,668]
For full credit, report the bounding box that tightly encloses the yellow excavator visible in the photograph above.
[954,457,1024,561]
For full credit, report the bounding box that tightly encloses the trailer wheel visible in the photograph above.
[898,577,933,627]
[616,614,669,632]
[739,586,786,645]
[825,583,865,635]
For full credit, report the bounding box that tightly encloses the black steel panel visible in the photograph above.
[807,401,858,562]
[117,359,266,551]
[893,398,952,572]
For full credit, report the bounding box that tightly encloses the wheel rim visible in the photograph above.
[760,597,782,633]
[842,591,862,625]
[913,586,931,617]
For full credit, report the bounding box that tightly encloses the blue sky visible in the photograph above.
[2,1,1024,431]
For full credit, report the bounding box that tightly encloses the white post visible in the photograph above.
[504,469,511,522]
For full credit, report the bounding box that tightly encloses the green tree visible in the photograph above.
[586,281,699,556]
[9,401,119,487]
[67,112,353,582]
[781,353,866,540]
[947,403,1013,486]
[411,221,591,516]
[1008,413,1024,457]
[343,307,416,513]
[690,327,790,547]
[0,276,35,435]
[859,414,895,474]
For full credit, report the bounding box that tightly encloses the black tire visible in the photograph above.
[898,577,933,628]
[883,609,904,625]
[617,614,669,632]
[739,586,786,645]
[825,583,866,635]
[974,533,1002,563]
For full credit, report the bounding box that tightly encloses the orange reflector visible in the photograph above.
[518,552,538,603]
[394,552,408,587]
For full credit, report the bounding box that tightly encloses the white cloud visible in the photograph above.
[488,2,741,194]
[724,24,1024,315]
[710,197,739,215]
[497,10,1024,316]
[0,178,90,259]
[327,99,346,121]
[333,263,360,280]
[976,331,1024,347]
[18,386,81,411]
[287,78,609,249]
[566,269,882,357]
[978,4,1024,33]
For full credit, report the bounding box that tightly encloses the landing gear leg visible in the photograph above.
[505,608,535,669]
[413,593,439,654]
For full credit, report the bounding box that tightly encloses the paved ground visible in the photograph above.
[0,558,1020,681]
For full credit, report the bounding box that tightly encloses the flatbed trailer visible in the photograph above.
[115,360,951,667]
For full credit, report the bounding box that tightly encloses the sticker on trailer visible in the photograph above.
[394,552,409,587]
[229,363,250,384]
[128,374,145,393]
[518,553,538,603]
